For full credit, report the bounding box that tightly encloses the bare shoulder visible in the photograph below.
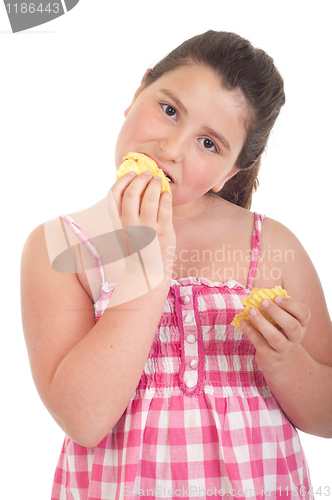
[215,201,300,252]
[21,219,95,331]
[260,216,318,281]
[260,216,302,248]
[22,218,81,278]
[259,216,320,287]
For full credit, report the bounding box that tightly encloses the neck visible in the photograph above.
[172,195,216,228]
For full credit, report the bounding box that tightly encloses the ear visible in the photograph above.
[124,68,152,117]
[211,167,239,193]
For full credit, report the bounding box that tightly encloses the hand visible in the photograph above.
[240,296,311,374]
[107,170,176,281]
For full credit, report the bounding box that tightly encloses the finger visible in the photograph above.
[272,296,311,328]
[259,298,308,342]
[139,175,163,223]
[108,171,137,218]
[121,171,155,222]
[157,189,173,226]
[240,319,276,356]
[246,307,290,351]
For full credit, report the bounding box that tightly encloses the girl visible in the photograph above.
[21,31,332,499]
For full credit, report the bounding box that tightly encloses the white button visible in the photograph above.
[181,295,191,304]
[185,379,196,389]
[186,334,196,344]
[190,359,198,369]
[184,314,193,323]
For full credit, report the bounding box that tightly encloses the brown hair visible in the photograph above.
[143,30,286,209]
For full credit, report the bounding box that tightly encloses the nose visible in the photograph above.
[158,127,186,163]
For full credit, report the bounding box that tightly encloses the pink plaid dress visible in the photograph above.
[51,213,313,500]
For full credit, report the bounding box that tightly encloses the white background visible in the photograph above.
[1,0,331,498]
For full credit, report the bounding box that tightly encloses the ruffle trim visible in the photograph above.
[98,276,249,298]
[170,276,249,291]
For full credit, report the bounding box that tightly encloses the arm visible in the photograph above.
[21,172,175,448]
[241,218,332,438]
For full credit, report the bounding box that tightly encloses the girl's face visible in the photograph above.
[115,64,248,212]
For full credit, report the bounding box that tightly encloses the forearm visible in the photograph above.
[49,270,172,448]
[262,345,332,438]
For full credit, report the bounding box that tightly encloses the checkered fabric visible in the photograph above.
[52,213,313,500]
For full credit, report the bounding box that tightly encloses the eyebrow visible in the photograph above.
[159,88,187,115]
[203,126,231,153]
[159,88,231,153]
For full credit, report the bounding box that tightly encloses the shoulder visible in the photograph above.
[22,194,109,269]
[22,221,55,264]
[259,216,315,283]
[21,219,92,322]
[21,221,95,335]
[259,216,316,282]
[261,216,298,242]
[260,216,305,254]
[22,218,77,272]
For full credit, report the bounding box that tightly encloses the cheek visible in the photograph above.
[115,111,159,168]
[188,161,214,184]
[124,109,157,143]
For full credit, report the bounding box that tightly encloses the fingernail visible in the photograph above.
[275,296,283,304]
[143,170,152,176]
[249,308,258,317]
[128,171,137,176]
[261,300,269,308]
[154,175,161,180]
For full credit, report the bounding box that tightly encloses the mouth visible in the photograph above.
[165,174,174,184]
[141,152,174,184]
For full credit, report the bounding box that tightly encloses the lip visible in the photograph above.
[142,152,174,183]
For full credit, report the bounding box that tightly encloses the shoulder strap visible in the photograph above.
[58,214,106,285]
[246,212,266,291]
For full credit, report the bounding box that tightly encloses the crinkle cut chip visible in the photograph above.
[116,152,172,196]
[231,286,290,332]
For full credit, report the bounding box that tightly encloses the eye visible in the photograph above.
[198,138,218,153]
[161,104,177,119]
